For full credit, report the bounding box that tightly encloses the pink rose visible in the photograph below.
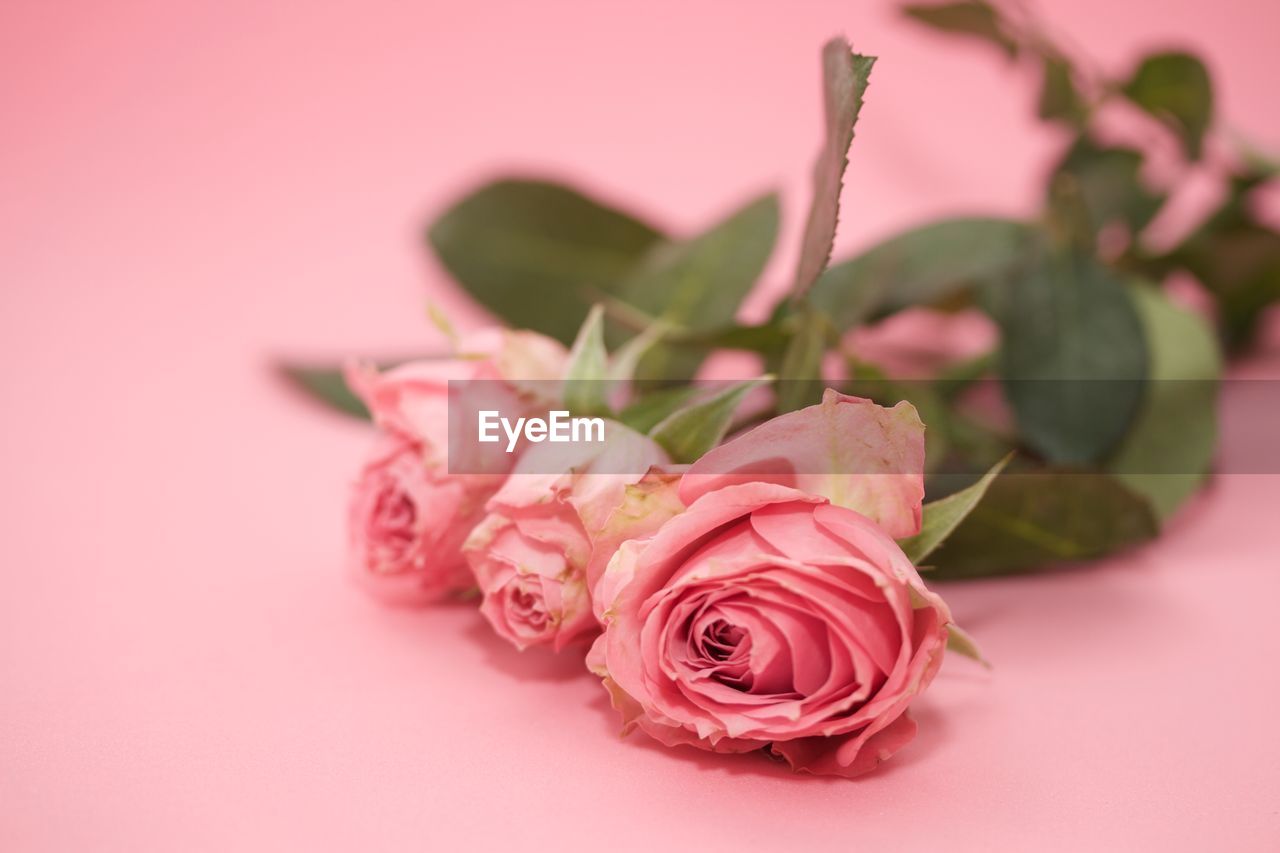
[345,328,568,466]
[588,482,952,778]
[345,328,567,602]
[347,436,484,604]
[587,392,950,777]
[464,424,675,651]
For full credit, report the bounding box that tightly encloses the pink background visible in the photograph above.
[3,0,1279,849]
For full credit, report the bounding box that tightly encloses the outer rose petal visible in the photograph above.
[596,483,824,628]
[590,637,762,753]
[679,389,926,538]
[478,329,570,387]
[489,422,669,532]
[344,359,454,452]
[585,469,685,619]
[343,327,568,456]
[593,538,648,626]
[768,710,919,778]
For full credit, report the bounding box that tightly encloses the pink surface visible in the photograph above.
[2,0,1279,849]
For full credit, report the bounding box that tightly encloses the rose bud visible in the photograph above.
[345,328,568,466]
[464,423,675,651]
[347,436,486,604]
[344,328,568,603]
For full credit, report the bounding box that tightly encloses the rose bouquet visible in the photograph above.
[284,17,1250,777]
[342,326,993,777]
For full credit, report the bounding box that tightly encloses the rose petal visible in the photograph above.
[768,710,918,778]
[680,389,925,537]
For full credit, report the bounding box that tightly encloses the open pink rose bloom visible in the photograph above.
[588,391,953,777]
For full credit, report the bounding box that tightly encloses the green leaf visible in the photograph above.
[1050,138,1164,235]
[673,321,790,354]
[810,218,1034,330]
[1121,51,1213,160]
[607,320,670,384]
[615,194,780,380]
[1037,54,1087,126]
[902,1,1020,58]
[776,307,830,413]
[793,39,875,298]
[648,378,771,463]
[945,624,990,668]
[1200,227,1280,350]
[899,453,1011,564]
[994,251,1149,464]
[1236,143,1280,184]
[427,179,665,344]
[1108,284,1220,519]
[926,470,1159,579]
[927,414,1019,489]
[935,350,996,389]
[563,305,610,417]
[279,364,369,420]
[618,385,701,434]
[1169,198,1280,351]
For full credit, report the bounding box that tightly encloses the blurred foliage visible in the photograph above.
[902,1,1020,58]
[428,179,665,345]
[1109,284,1220,519]
[612,193,778,381]
[921,468,1160,579]
[281,363,370,419]
[297,12,1279,579]
[991,249,1149,465]
[1121,52,1213,160]
[903,0,1278,352]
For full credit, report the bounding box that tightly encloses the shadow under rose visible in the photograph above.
[583,690,949,784]
[462,614,594,684]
